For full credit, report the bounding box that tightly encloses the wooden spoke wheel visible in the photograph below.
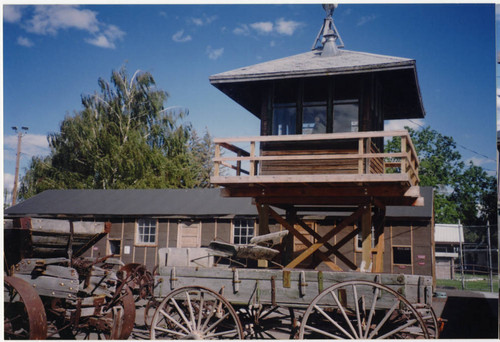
[4,276,47,340]
[150,286,244,340]
[298,280,430,339]
[415,304,439,339]
[237,305,299,339]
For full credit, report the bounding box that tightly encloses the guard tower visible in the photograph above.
[209,5,425,273]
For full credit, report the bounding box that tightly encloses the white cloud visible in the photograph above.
[275,18,301,36]
[465,156,494,168]
[233,24,250,36]
[234,18,302,37]
[25,5,100,35]
[10,5,125,49]
[357,14,377,27]
[206,46,224,60]
[86,26,125,50]
[4,134,50,162]
[384,119,425,131]
[4,173,15,193]
[4,5,24,23]
[86,25,125,49]
[172,29,192,43]
[86,35,114,49]
[250,21,273,34]
[17,36,34,47]
[190,15,217,26]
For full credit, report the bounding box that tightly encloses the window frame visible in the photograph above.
[135,218,158,247]
[392,245,412,266]
[232,218,255,245]
[107,238,122,256]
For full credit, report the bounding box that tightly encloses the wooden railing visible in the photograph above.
[212,130,420,186]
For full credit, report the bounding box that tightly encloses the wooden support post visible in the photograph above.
[249,141,256,176]
[373,208,386,273]
[282,209,295,266]
[358,138,364,174]
[255,202,270,236]
[214,144,220,176]
[361,203,372,271]
[401,136,407,174]
[365,138,371,174]
[236,151,241,176]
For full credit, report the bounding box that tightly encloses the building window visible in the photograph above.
[108,239,121,255]
[233,219,255,245]
[393,246,412,265]
[136,218,157,245]
[273,105,297,135]
[333,100,358,133]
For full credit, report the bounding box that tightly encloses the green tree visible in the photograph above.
[385,126,496,230]
[19,67,214,199]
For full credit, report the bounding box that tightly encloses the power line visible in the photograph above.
[407,119,496,163]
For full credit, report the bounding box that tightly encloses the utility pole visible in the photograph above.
[11,126,28,206]
[458,220,465,290]
[487,221,493,292]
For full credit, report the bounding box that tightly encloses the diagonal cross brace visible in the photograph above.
[267,207,343,271]
[284,203,371,269]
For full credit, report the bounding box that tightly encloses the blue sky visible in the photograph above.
[2,3,498,200]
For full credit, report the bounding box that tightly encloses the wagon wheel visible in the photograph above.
[237,304,298,339]
[298,280,430,339]
[144,296,161,328]
[150,286,244,339]
[414,303,439,339]
[4,276,47,340]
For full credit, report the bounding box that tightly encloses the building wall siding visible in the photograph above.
[81,216,433,278]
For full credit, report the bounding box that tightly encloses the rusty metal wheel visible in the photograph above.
[70,286,136,340]
[298,280,430,339]
[4,276,47,340]
[150,286,244,339]
[118,263,154,302]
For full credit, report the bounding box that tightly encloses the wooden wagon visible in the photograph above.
[4,217,143,340]
[149,233,438,339]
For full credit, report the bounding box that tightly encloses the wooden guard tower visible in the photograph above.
[209,6,425,273]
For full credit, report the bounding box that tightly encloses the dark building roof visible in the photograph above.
[209,49,425,121]
[5,187,433,220]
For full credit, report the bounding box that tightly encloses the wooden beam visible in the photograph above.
[219,142,250,156]
[291,215,344,271]
[285,203,369,269]
[255,201,270,236]
[373,209,386,273]
[268,207,342,271]
[361,203,372,271]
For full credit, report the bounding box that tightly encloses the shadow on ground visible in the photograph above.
[436,289,498,339]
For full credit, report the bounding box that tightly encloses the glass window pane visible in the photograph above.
[303,105,326,134]
[273,107,296,135]
[333,102,358,133]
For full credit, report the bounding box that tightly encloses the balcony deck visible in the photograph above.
[211,130,422,207]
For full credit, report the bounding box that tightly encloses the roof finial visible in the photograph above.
[312,4,344,57]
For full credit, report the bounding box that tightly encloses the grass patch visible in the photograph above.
[436,276,499,292]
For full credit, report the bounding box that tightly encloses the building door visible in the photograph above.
[177,222,201,248]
